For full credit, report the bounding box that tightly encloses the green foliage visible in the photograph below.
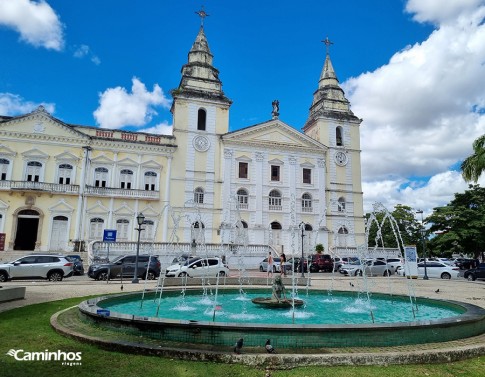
[315,243,324,253]
[427,184,485,258]
[461,134,485,183]
[366,204,422,252]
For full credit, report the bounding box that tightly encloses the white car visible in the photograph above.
[397,261,460,279]
[340,260,394,277]
[165,257,229,278]
[0,253,74,282]
[384,258,403,272]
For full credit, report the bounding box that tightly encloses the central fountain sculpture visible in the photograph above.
[251,275,304,308]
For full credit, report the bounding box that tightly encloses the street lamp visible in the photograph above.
[416,210,429,280]
[132,212,145,283]
[299,222,306,278]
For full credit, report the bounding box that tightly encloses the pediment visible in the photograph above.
[0,144,17,157]
[0,106,89,140]
[235,154,252,162]
[223,120,326,151]
[117,157,138,167]
[138,205,159,218]
[0,199,9,210]
[113,202,134,215]
[268,158,284,165]
[141,159,162,169]
[22,148,49,160]
[91,154,114,164]
[49,200,75,213]
[87,201,110,214]
[54,151,80,163]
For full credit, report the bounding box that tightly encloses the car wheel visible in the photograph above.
[383,270,391,277]
[441,272,451,279]
[467,274,476,281]
[259,266,263,272]
[217,271,226,277]
[48,271,63,282]
[356,270,363,276]
[0,271,8,282]
[96,272,108,281]
[145,270,156,280]
[178,272,188,277]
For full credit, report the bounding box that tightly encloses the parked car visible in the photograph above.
[384,258,403,272]
[87,254,161,280]
[286,257,308,272]
[0,253,73,282]
[171,254,194,265]
[333,257,359,271]
[165,257,229,278]
[454,258,476,270]
[309,254,333,273]
[258,257,290,273]
[398,261,460,279]
[464,263,485,281]
[66,254,84,275]
[340,259,393,277]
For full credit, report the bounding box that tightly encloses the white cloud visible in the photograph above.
[0,0,64,51]
[0,93,55,115]
[140,121,173,136]
[73,44,101,65]
[342,0,485,215]
[93,77,171,129]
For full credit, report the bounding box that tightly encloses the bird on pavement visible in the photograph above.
[435,289,440,293]
[120,285,124,291]
[234,338,243,354]
[265,339,276,353]
[349,282,354,287]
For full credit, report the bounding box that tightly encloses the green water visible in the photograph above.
[100,289,464,325]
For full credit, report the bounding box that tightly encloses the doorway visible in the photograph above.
[50,216,68,251]
[14,210,40,250]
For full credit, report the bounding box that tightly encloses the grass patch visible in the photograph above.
[0,297,484,377]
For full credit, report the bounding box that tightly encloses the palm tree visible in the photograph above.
[461,134,485,182]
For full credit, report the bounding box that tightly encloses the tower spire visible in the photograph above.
[195,6,209,27]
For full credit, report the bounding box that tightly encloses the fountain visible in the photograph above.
[63,202,485,355]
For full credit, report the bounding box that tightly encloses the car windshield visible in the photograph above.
[184,257,201,266]
[111,256,124,263]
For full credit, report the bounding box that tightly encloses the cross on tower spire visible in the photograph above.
[195,6,209,27]
[322,36,334,55]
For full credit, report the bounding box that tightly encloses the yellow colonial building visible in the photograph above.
[0,23,364,259]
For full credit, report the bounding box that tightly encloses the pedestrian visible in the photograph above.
[280,252,287,276]
[267,252,274,276]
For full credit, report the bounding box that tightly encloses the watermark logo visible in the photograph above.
[6,349,82,366]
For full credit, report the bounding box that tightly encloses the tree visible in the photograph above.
[461,134,485,182]
[427,184,485,259]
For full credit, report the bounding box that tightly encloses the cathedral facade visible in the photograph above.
[0,23,364,257]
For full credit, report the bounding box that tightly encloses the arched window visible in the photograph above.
[197,108,207,131]
[240,220,248,229]
[144,171,157,191]
[237,188,249,209]
[305,224,313,231]
[338,197,346,212]
[141,219,155,241]
[336,126,343,146]
[0,158,9,181]
[302,193,312,212]
[58,164,73,184]
[116,218,130,240]
[94,167,109,187]
[120,169,133,189]
[89,217,104,239]
[338,226,349,234]
[194,187,204,204]
[268,190,282,210]
[26,161,42,182]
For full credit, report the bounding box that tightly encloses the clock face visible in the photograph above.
[334,151,348,166]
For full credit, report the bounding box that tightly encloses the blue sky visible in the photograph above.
[1,0,485,216]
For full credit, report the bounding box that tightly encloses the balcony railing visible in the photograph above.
[269,205,282,211]
[85,185,159,199]
[0,180,80,194]
[302,207,313,213]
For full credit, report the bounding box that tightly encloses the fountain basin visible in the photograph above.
[78,288,485,349]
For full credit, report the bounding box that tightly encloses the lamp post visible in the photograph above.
[416,210,429,280]
[299,222,306,278]
[132,212,145,283]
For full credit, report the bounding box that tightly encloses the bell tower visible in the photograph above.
[303,37,365,248]
[168,8,232,243]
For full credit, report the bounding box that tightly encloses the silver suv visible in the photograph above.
[0,254,74,282]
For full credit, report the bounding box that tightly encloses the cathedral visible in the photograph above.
[0,17,364,259]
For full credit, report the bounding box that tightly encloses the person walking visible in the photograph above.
[280,252,287,276]
[267,252,274,277]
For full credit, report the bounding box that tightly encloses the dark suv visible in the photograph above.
[87,254,161,281]
[309,254,333,273]
[464,263,485,281]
